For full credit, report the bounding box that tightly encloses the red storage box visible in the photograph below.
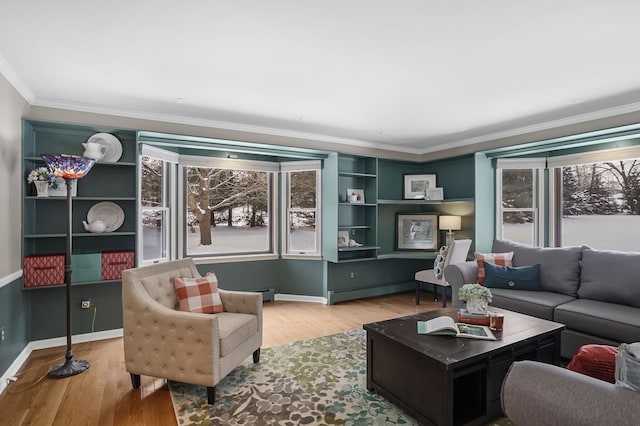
[24,254,65,287]
[101,251,134,280]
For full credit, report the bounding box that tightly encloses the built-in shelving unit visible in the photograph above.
[22,120,137,288]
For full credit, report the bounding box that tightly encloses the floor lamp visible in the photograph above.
[42,154,96,378]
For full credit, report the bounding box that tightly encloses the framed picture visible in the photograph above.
[338,230,350,248]
[346,188,365,203]
[403,174,436,199]
[426,187,444,201]
[395,213,438,251]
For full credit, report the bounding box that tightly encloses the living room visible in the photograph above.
[2,2,640,425]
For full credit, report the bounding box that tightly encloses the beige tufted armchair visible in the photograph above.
[121,258,262,404]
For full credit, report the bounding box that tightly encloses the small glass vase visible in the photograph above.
[34,180,49,197]
[466,297,488,315]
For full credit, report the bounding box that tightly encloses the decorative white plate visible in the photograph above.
[87,202,125,232]
[86,133,123,162]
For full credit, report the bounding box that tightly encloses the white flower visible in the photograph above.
[27,167,53,184]
[458,283,493,303]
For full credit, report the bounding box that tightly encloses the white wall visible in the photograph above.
[0,72,29,279]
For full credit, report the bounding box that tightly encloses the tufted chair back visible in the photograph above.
[121,258,263,405]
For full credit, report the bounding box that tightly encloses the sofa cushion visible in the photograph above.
[217,312,258,357]
[474,251,513,284]
[578,247,640,308]
[483,261,541,291]
[492,239,582,297]
[173,273,226,314]
[555,299,640,344]
[490,288,575,320]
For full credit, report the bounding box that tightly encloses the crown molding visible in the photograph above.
[31,97,423,155]
[0,53,34,103]
[418,101,640,155]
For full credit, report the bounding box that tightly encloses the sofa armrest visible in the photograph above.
[502,360,640,426]
[443,260,478,306]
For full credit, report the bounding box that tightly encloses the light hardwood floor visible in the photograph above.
[0,290,441,426]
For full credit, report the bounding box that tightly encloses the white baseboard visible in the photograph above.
[0,328,123,396]
[274,293,327,304]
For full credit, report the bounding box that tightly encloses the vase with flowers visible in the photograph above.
[458,283,493,315]
[27,167,55,197]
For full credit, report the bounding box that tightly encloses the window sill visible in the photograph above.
[192,254,279,264]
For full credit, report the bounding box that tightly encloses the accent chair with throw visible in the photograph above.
[121,258,263,404]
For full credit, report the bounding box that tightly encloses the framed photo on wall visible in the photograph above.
[395,213,438,251]
[403,174,436,199]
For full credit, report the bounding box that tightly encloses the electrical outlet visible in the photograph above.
[81,300,91,309]
[1,327,5,342]
[350,272,355,278]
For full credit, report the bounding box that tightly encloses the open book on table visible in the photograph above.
[417,316,496,340]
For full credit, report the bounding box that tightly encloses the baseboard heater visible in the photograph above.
[256,288,275,302]
[327,281,414,305]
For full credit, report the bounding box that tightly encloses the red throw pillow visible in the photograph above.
[173,273,225,314]
[474,252,514,284]
[566,344,618,383]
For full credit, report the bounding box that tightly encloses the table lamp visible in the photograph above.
[42,154,96,378]
[439,215,461,248]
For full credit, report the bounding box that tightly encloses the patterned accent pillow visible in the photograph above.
[173,272,225,314]
[474,251,514,284]
[433,246,448,279]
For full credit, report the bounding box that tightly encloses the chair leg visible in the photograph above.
[253,348,261,363]
[415,281,421,305]
[130,373,141,389]
[441,286,447,308]
[207,386,216,404]
[433,284,439,301]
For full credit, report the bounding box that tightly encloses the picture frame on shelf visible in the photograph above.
[346,188,365,203]
[403,174,436,199]
[338,230,350,248]
[48,177,77,197]
[426,187,444,201]
[395,212,438,251]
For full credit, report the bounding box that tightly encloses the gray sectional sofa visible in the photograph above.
[444,239,640,359]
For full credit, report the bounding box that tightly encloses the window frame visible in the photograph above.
[495,158,546,247]
[281,160,322,259]
[177,155,279,263]
[138,146,178,266]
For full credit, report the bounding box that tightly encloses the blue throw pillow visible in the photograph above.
[483,261,542,291]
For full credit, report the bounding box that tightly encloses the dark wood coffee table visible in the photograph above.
[363,307,564,426]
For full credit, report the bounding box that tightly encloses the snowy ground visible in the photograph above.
[504,214,640,251]
[142,214,640,259]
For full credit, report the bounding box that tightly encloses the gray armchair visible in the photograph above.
[121,258,262,404]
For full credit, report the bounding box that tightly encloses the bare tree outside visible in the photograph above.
[184,166,271,255]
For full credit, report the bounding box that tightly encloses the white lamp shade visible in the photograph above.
[439,215,461,231]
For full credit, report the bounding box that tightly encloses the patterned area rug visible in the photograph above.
[169,329,513,425]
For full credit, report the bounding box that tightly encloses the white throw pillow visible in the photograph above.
[434,245,448,279]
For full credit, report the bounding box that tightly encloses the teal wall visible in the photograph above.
[29,281,123,341]
[0,278,30,375]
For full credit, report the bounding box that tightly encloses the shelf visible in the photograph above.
[24,156,136,167]
[335,257,378,263]
[338,202,377,207]
[377,198,474,205]
[338,171,376,178]
[377,251,438,260]
[338,225,371,230]
[23,279,122,290]
[24,232,136,238]
[338,245,380,252]
[24,196,137,201]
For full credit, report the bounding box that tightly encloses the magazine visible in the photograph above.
[417,316,496,340]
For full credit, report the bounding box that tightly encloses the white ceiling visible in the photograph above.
[2,1,640,154]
